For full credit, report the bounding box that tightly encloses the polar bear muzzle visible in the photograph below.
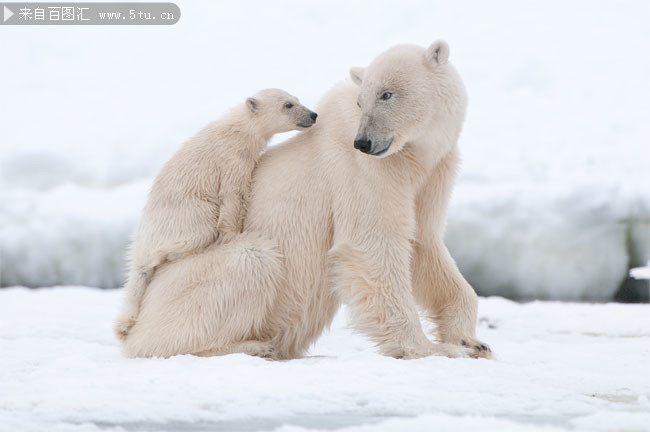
[354,133,393,156]
[297,110,318,128]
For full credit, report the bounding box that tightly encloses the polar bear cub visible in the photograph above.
[114,89,317,340]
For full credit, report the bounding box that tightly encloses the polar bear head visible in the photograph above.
[349,41,467,159]
[246,89,318,136]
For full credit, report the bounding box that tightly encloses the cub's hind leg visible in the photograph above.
[114,265,156,340]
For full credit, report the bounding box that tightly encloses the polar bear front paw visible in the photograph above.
[454,338,492,359]
[398,342,474,359]
[241,341,276,359]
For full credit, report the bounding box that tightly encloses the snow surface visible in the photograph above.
[1,287,649,432]
[631,264,650,280]
[1,0,649,299]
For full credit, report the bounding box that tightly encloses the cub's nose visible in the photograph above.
[354,138,372,154]
[310,112,318,121]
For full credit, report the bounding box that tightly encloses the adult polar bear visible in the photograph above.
[122,41,491,360]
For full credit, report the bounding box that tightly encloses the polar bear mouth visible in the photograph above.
[296,122,314,128]
[371,146,390,156]
[368,138,393,156]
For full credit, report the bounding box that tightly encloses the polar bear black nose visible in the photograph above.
[310,112,318,121]
[354,138,372,153]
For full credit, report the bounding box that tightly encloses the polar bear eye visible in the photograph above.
[380,91,392,101]
[284,102,294,109]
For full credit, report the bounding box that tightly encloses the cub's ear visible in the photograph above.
[425,40,450,66]
[349,67,365,86]
[246,97,258,113]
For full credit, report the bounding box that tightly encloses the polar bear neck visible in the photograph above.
[215,105,273,155]
[411,118,461,173]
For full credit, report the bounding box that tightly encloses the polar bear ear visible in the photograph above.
[425,40,450,66]
[246,97,258,113]
[349,67,365,86]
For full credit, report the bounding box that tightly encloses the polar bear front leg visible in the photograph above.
[412,240,492,358]
[329,243,473,359]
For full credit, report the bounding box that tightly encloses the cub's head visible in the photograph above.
[349,40,466,158]
[246,89,318,136]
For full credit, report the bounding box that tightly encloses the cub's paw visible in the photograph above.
[218,229,240,245]
[113,315,137,341]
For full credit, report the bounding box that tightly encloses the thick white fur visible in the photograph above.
[114,89,315,341]
[121,42,491,359]
[122,233,284,358]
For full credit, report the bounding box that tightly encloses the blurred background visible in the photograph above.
[0,0,648,301]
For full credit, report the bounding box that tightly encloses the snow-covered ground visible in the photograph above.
[1,287,649,431]
[1,1,649,298]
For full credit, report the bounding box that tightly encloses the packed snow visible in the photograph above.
[0,2,649,298]
[1,287,649,431]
